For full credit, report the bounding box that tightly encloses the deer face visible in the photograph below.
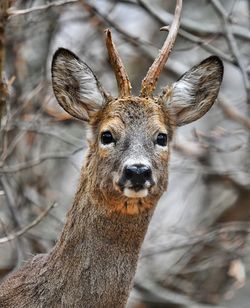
[90,97,173,200]
[51,27,223,214]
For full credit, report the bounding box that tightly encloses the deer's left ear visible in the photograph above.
[164,56,223,126]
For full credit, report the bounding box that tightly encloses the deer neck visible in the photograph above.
[45,171,156,307]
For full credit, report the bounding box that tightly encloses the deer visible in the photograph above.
[0,1,223,307]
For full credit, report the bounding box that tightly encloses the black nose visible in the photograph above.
[124,164,152,189]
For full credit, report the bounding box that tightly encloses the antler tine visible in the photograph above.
[105,29,132,97]
[140,0,182,97]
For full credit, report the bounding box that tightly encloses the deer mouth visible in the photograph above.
[113,168,155,198]
[115,179,155,199]
[123,187,148,198]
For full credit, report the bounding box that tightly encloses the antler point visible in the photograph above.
[160,26,170,32]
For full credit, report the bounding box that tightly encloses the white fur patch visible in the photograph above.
[77,62,104,106]
[123,158,151,169]
[124,188,148,198]
[171,78,197,108]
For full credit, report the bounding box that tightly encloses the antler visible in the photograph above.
[140,0,182,97]
[105,29,132,97]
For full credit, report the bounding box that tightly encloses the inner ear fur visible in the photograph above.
[166,56,223,126]
[51,48,106,121]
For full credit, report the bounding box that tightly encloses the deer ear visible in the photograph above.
[51,48,105,121]
[166,56,223,126]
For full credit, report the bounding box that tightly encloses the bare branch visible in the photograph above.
[218,98,250,130]
[0,203,57,244]
[210,0,250,102]
[4,123,83,147]
[173,138,205,159]
[142,222,250,258]
[0,146,83,173]
[137,0,250,41]
[1,175,21,229]
[8,0,78,18]
[133,279,227,308]
[80,3,174,78]
[137,0,234,64]
[0,0,11,143]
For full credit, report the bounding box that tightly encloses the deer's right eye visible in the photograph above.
[101,131,115,145]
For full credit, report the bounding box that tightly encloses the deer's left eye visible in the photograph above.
[101,131,115,145]
[156,133,168,147]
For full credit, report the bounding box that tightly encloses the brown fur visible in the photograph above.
[0,47,223,307]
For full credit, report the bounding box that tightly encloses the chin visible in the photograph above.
[123,188,148,198]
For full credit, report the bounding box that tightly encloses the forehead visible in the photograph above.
[99,97,171,133]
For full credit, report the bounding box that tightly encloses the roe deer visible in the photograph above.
[0,1,223,307]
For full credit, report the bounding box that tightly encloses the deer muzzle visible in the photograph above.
[117,164,155,198]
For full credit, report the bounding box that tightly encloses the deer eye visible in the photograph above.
[156,133,168,147]
[101,131,115,145]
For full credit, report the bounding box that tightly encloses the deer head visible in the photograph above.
[51,0,223,215]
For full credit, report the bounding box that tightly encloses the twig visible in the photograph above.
[210,0,250,101]
[0,203,57,244]
[141,222,250,258]
[0,146,83,173]
[23,192,64,226]
[137,0,234,64]
[0,174,26,264]
[83,2,156,49]
[81,2,172,77]
[8,0,78,18]
[0,83,47,161]
[4,124,83,147]
[82,2,228,82]
[133,279,226,308]
[136,0,250,41]
[218,98,250,130]
[1,175,20,228]
[173,138,205,159]
[204,172,250,193]
[0,1,11,151]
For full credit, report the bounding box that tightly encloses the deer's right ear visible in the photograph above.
[51,48,106,121]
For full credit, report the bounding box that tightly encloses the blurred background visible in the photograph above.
[0,0,250,307]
